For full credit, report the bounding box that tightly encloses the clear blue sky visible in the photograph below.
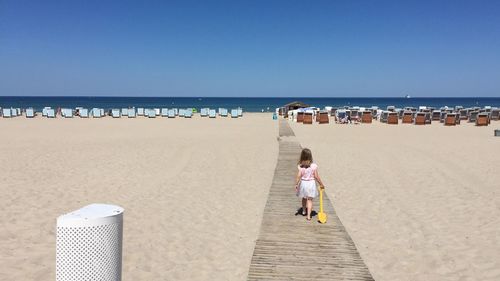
[1,0,499,97]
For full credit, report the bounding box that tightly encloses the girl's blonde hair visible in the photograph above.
[299,148,313,167]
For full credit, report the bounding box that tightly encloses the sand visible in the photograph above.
[290,120,500,281]
[2,112,499,281]
[0,113,278,281]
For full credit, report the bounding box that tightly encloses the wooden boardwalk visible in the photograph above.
[247,119,374,281]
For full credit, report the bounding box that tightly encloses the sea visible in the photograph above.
[1,96,499,112]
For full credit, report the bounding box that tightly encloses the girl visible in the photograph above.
[295,148,325,221]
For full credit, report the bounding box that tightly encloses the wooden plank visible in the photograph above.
[247,119,374,281]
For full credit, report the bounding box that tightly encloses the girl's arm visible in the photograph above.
[314,169,325,189]
[295,170,301,190]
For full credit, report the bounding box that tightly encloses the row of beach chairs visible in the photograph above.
[324,105,498,126]
[0,107,244,119]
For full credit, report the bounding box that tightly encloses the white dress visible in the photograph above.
[297,163,319,198]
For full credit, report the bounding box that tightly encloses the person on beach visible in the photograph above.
[295,148,325,221]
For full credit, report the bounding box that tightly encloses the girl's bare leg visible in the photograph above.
[306,198,313,220]
[302,198,307,214]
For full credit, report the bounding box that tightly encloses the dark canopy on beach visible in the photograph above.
[284,101,310,110]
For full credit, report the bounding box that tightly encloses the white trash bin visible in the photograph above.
[56,204,124,281]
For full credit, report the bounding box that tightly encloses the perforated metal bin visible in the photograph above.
[56,204,124,281]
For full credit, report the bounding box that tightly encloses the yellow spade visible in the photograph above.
[318,188,327,224]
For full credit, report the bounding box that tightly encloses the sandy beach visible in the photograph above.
[1,113,499,281]
[290,120,500,281]
[0,113,278,280]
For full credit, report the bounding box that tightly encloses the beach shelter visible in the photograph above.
[2,108,12,118]
[128,108,136,118]
[111,109,121,118]
[79,108,89,118]
[26,108,35,118]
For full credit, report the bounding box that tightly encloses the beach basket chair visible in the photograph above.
[336,110,346,123]
[25,108,35,118]
[2,108,12,118]
[303,112,313,124]
[238,108,243,117]
[444,113,458,126]
[350,110,359,122]
[318,111,329,124]
[476,113,489,126]
[121,108,128,117]
[185,109,193,118]
[47,109,56,118]
[200,108,209,117]
[42,107,51,117]
[62,108,73,118]
[166,109,174,118]
[79,108,89,118]
[459,109,469,120]
[296,112,304,123]
[468,111,479,123]
[431,111,441,121]
[92,108,101,118]
[402,111,413,124]
[154,108,160,116]
[111,109,121,118]
[231,109,238,118]
[387,112,398,124]
[127,108,136,118]
[491,109,499,121]
[147,109,156,118]
[161,108,169,117]
[209,109,216,118]
[361,111,372,123]
[179,109,185,117]
[137,108,144,116]
[414,112,426,125]
[380,111,389,123]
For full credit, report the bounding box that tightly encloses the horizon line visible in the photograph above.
[1,95,499,99]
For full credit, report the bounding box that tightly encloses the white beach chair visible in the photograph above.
[80,108,89,118]
[47,109,56,118]
[147,109,156,118]
[185,109,193,118]
[179,109,185,117]
[26,108,35,118]
[111,109,121,118]
[238,108,243,117]
[168,109,175,118]
[231,109,238,118]
[200,108,209,117]
[63,108,73,118]
[154,108,160,116]
[219,108,228,117]
[2,108,12,118]
[121,108,128,117]
[128,108,136,118]
[42,107,51,117]
[137,108,145,116]
[209,109,216,118]
[92,108,101,118]
[161,108,169,117]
